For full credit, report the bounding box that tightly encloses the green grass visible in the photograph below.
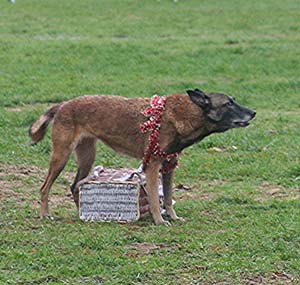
[1,0,300,284]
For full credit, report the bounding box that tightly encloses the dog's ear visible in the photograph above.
[186,89,210,110]
[194,88,205,94]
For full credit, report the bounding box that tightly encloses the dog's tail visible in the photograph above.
[29,104,61,145]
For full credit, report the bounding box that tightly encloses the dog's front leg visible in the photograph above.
[162,162,185,222]
[145,160,170,226]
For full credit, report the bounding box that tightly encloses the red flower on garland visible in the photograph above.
[140,95,179,172]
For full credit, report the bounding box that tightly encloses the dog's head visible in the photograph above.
[187,89,256,132]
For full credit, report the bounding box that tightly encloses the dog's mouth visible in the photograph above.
[232,121,250,128]
[231,109,256,128]
[232,112,256,128]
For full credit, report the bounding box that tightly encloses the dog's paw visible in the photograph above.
[173,216,185,223]
[39,215,48,220]
[154,218,171,227]
[40,215,61,221]
[165,208,185,222]
[164,220,172,226]
[160,220,172,227]
[154,218,172,226]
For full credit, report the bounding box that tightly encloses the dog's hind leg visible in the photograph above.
[70,137,97,208]
[40,146,72,219]
[40,127,74,219]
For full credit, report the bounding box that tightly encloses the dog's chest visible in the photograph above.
[166,132,209,153]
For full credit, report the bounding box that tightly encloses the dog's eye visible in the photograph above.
[227,99,234,106]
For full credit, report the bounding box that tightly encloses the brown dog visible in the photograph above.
[29,89,255,225]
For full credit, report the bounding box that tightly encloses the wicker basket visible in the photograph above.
[78,166,151,222]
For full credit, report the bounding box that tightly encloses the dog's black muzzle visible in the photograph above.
[232,108,256,128]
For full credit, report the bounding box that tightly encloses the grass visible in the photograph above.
[1,0,300,284]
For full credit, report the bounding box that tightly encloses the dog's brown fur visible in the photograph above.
[29,90,255,225]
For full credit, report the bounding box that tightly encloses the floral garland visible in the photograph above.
[140,95,179,173]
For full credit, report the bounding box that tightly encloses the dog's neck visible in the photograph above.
[163,94,217,153]
[165,123,213,154]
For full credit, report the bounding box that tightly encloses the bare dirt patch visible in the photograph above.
[241,272,300,285]
[174,181,222,202]
[0,165,42,201]
[257,181,300,202]
[125,242,178,257]
[0,164,75,210]
[126,242,163,255]
[176,191,217,202]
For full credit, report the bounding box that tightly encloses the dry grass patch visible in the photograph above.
[0,163,75,211]
[257,181,300,202]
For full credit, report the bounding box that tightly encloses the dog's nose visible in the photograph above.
[251,110,256,118]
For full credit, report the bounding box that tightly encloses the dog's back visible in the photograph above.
[29,95,151,158]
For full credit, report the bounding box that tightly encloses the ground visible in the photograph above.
[1,0,300,284]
